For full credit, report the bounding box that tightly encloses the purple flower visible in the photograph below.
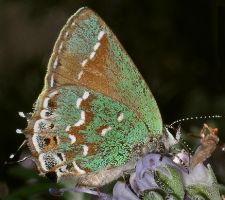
[50,152,221,200]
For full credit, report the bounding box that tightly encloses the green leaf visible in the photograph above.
[143,191,164,200]
[154,164,185,200]
[185,164,221,200]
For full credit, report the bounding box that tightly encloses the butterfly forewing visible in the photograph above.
[45,7,162,134]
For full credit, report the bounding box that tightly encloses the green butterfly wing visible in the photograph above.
[43,7,162,135]
[52,86,151,172]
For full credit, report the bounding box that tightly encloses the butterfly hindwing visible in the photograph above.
[27,85,150,180]
[52,86,150,171]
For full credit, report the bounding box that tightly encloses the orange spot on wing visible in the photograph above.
[87,143,96,155]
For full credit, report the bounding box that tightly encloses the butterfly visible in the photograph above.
[22,7,164,187]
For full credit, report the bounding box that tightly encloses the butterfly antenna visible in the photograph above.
[4,140,28,165]
[169,115,222,128]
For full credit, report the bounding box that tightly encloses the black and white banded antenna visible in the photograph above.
[168,115,222,128]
